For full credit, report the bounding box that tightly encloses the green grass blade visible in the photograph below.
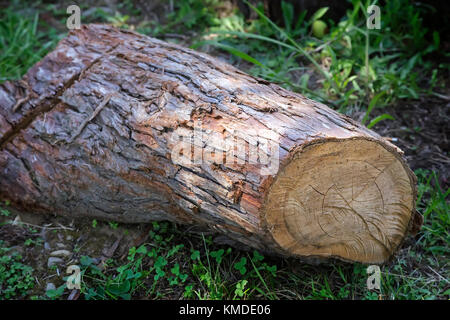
[367,113,394,128]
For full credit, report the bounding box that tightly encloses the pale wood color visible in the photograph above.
[264,138,415,263]
[0,25,421,263]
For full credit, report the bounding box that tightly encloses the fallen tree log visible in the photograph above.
[0,24,421,263]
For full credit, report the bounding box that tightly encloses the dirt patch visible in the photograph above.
[0,208,152,298]
[366,93,449,189]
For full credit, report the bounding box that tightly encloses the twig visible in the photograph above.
[431,92,450,101]
[10,219,75,231]
[12,95,31,112]
[67,93,114,144]
[427,266,449,283]
[12,80,34,112]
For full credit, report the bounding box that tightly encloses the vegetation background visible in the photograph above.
[0,0,448,300]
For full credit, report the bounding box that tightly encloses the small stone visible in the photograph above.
[50,250,71,257]
[44,242,51,250]
[46,283,56,292]
[66,235,73,241]
[47,257,64,268]
[11,215,22,225]
[56,243,66,249]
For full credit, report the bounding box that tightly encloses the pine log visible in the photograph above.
[0,24,421,263]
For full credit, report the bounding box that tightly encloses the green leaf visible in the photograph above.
[234,257,247,275]
[154,269,165,281]
[80,255,94,267]
[46,284,66,299]
[241,0,333,85]
[362,91,387,125]
[367,114,394,129]
[171,263,180,276]
[281,1,294,32]
[167,244,184,257]
[136,245,147,255]
[180,273,188,283]
[107,280,131,296]
[252,250,264,262]
[210,249,225,264]
[154,256,168,269]
[234,279,248,297]
[310,7,329,23]
[190,250,200,261]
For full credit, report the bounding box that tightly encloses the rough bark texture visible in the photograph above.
[0,24,421,263]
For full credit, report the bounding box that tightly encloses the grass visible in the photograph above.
[3,166,447,300]
[0,5,61,82]
[0,240,35,299]
[0,0,448,300]
[54,169,449,300]
[191,0,446,123]
[0,167,447,300]
[39,166,449,300]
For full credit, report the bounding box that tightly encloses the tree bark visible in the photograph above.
[0,24,421,263]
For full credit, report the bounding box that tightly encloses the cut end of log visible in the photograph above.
[264,138,416,263]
